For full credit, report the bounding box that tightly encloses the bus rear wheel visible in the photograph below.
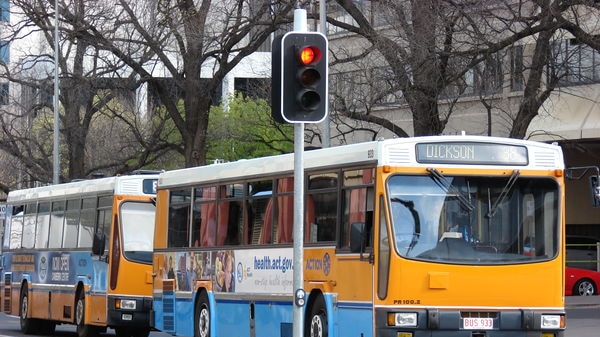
[194,291,211,337]
[19,287,39,334]
[306,295,328,337]
[75,291,100,337]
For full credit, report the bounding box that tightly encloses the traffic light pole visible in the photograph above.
[292,10,307,337]
[293,121,305,337]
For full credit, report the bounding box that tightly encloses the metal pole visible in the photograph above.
[319,0,330,148]
[53,0,60,184]
[292,122,305,337]
[292,9,306,337]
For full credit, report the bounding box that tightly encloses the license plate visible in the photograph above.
[462,317,493,330]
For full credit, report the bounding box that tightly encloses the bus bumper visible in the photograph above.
[375,308,565,337]
[107,296,153,328]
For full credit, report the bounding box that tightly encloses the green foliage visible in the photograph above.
[207,94,293,162]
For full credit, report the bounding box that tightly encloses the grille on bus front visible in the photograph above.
[460,311,499,318]
[3,273,11,313]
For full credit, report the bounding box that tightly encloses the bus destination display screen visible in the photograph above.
[415,142,529,165]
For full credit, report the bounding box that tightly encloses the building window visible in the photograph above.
[471,52,504,95]
[551,38,600,86]
[0,41,9,64]
[234,77,269,100]
[441,51,504,98]
[510,45,524,91]
[0,83,8,105]
[0,0,9,22]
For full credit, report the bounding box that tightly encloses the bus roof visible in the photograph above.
[7,174,159,204]
[158,135,564,189]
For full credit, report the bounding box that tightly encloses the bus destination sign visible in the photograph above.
[415,142,528,165]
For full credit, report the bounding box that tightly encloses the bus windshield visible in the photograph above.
[387,172,559,264]
[120,201,155,264]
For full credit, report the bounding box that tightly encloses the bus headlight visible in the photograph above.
[387,312,417,327]
[541,314,564,329]
[116,299,137,310]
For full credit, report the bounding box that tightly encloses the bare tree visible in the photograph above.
[54,0,298,167]
[0,0,173,185]
[326,0,571,138]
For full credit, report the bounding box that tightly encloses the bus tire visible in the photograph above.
[19,286,39,334]
[306,295,328,337]
[75,290,99,337]
[194,291,211,337]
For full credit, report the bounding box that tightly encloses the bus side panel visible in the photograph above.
[252,300,292,337]
[213,298,251,337]
[335,301,373,337]
[47,287,76,322]
[4,251,102,323]
[88,259,109,324]
[304,248,375,337]
[173,296,194,336]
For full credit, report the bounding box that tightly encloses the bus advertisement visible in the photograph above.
[1,173,159,337]
[151,135,566,337]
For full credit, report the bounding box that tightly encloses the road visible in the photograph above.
[0,297,598,337]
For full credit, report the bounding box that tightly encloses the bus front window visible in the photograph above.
[120,202,156,264]
[387,174,559,264]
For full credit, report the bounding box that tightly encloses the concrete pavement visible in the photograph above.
[566,295,600,308]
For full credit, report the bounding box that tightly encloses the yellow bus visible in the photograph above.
[1,173,159,337]
[151,135,565,337]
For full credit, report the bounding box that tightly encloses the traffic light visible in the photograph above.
[272,32,328,123]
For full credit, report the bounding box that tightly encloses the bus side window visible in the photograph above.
[49,201,65,249]
[22,202,37,249]
[217,184,243,246]
[248,180,273,245]
[78,197,97,248]
[341,168,374,249]
[307,173,338,243]
[258,178,294,244]
[9,205,24,249]
[168,189,191,248]
[63,199,80,248]
[275,178,294,244]
[35,202,51,249]
[224,201,242,245]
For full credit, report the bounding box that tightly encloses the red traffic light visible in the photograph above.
[298,46,322,65]
[272,32,328,123]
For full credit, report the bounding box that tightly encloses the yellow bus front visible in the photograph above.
[372,166,565,337]
[103,195,156,337]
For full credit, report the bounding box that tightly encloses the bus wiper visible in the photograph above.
[427,168,474,212]
[390,197,420,254]
[486,170,520,218]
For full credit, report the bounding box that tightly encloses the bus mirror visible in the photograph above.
[566,166,600,207]
[350,222,366,253]
[591,175,600,207]
[92,233,106,255]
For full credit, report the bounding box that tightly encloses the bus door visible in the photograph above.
[105,198,155,335]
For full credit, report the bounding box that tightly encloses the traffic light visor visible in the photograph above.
[299,46,322,65]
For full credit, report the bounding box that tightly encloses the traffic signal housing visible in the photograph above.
[272,32,328,123]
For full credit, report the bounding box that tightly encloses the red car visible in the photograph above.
[566,267,600,296]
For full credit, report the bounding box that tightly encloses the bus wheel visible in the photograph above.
[194,291,211,337]
[19,287,39,334]
[306,295,328,337]
[75,291,99,337]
